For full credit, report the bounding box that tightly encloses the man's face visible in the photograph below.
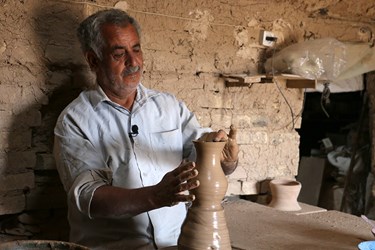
[94,23,143,99]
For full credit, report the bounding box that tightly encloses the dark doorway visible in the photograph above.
[296,86,370,214]
[297,90,364,157]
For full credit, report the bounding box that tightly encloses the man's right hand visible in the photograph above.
[90,160,199,218]
[152,160,200,207]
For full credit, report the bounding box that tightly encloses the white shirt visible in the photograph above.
[53,84,210,249]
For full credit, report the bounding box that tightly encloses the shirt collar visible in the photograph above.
[89,83,158,110]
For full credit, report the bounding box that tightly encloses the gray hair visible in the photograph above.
[77,9,141,60]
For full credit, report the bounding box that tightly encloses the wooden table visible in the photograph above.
[224,199,374,250]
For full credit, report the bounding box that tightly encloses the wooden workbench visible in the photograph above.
[224,198,374,250]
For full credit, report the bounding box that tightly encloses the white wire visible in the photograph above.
[270,44,298,130]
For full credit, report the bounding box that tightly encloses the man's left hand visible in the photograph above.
[198,125,239,175]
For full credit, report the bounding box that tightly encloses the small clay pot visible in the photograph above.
[268,179,302,211]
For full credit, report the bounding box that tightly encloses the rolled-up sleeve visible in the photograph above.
[54,122,112,219]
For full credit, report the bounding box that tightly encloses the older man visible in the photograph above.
[54,9,239,250]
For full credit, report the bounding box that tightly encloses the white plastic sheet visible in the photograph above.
[265,38,375,82]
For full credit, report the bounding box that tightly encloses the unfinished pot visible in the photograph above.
[178,141,231,250]
[268,179,302,211]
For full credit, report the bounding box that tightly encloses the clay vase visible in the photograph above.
[268,179,302,211]
[178,141,231,250]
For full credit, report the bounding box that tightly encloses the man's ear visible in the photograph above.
[85,51,99,70]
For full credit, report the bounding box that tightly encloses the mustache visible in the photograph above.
[123,66,141,76]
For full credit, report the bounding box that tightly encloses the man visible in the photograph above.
[53,8,239,250]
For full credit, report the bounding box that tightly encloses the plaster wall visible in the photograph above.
[0,0,374,217]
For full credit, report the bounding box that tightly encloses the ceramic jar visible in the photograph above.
[178,141,231,250]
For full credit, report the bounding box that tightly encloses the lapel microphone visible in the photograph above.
[129,125,139,138]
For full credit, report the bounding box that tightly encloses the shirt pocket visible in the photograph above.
[149,128,183,173]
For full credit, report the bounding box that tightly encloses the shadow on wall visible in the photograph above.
[2,2,92,241]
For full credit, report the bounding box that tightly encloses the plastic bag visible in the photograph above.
[264,38,346,80]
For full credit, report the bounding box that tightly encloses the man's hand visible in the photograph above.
[90,160,199,218]
[221,125,239,175]
[198,125,239,175]
[221,125,239,162]
[152,160,200,207]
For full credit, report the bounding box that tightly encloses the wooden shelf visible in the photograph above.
[220,73,324,89]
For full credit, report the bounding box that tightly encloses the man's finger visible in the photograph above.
[172,161,195,178]
[213,130,228,142]
[228,125,237,140]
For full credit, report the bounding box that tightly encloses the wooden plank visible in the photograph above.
[286,79,316,88]
[297,156,326,206]
[221,73,319,88]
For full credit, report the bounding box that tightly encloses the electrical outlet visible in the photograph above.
[260,30,277,47]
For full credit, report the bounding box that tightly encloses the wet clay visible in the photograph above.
[178,141,231,250]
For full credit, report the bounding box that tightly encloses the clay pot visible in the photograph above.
[178,141,231,250]
[268,179,302,211]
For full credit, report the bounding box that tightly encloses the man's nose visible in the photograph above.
[125,53,137,67]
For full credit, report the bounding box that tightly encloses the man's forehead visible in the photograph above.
[101,24,140,47]
[101,23,138,36]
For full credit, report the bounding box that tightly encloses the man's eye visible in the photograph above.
[134,46,141,52]
[113,53,126,60]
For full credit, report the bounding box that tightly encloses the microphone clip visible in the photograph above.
[129,124,139,138]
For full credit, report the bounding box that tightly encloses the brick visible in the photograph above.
[251,116,270,128]
[0,85,22,105]
[0,66,39,90]
[269,132,300,146]
[226,181,242,195]
[227,164,247,180]
[48,71,71,87]
[231,115,252,128]
[231,114,270,129]
[35,153,56,170]
[0,111,12,130]
[240,145,268,178]
[198,92,233,109]
[0,190,25,215]
[194,111,211,128]
[10,39,39,64]
[0,150,36,174]
[236,130,268,144]
[21,86,49,106]
[250,131,269,144]
[44,43,82,66]
[239,144,299,181]
[242,180,259,194]
[23,109,42,127]
[0,172,35,192]
[210,112,232,129]
[150,51,196,73]
[0,130,32,150]
[0,110,41,131]
[200,74,226,93]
